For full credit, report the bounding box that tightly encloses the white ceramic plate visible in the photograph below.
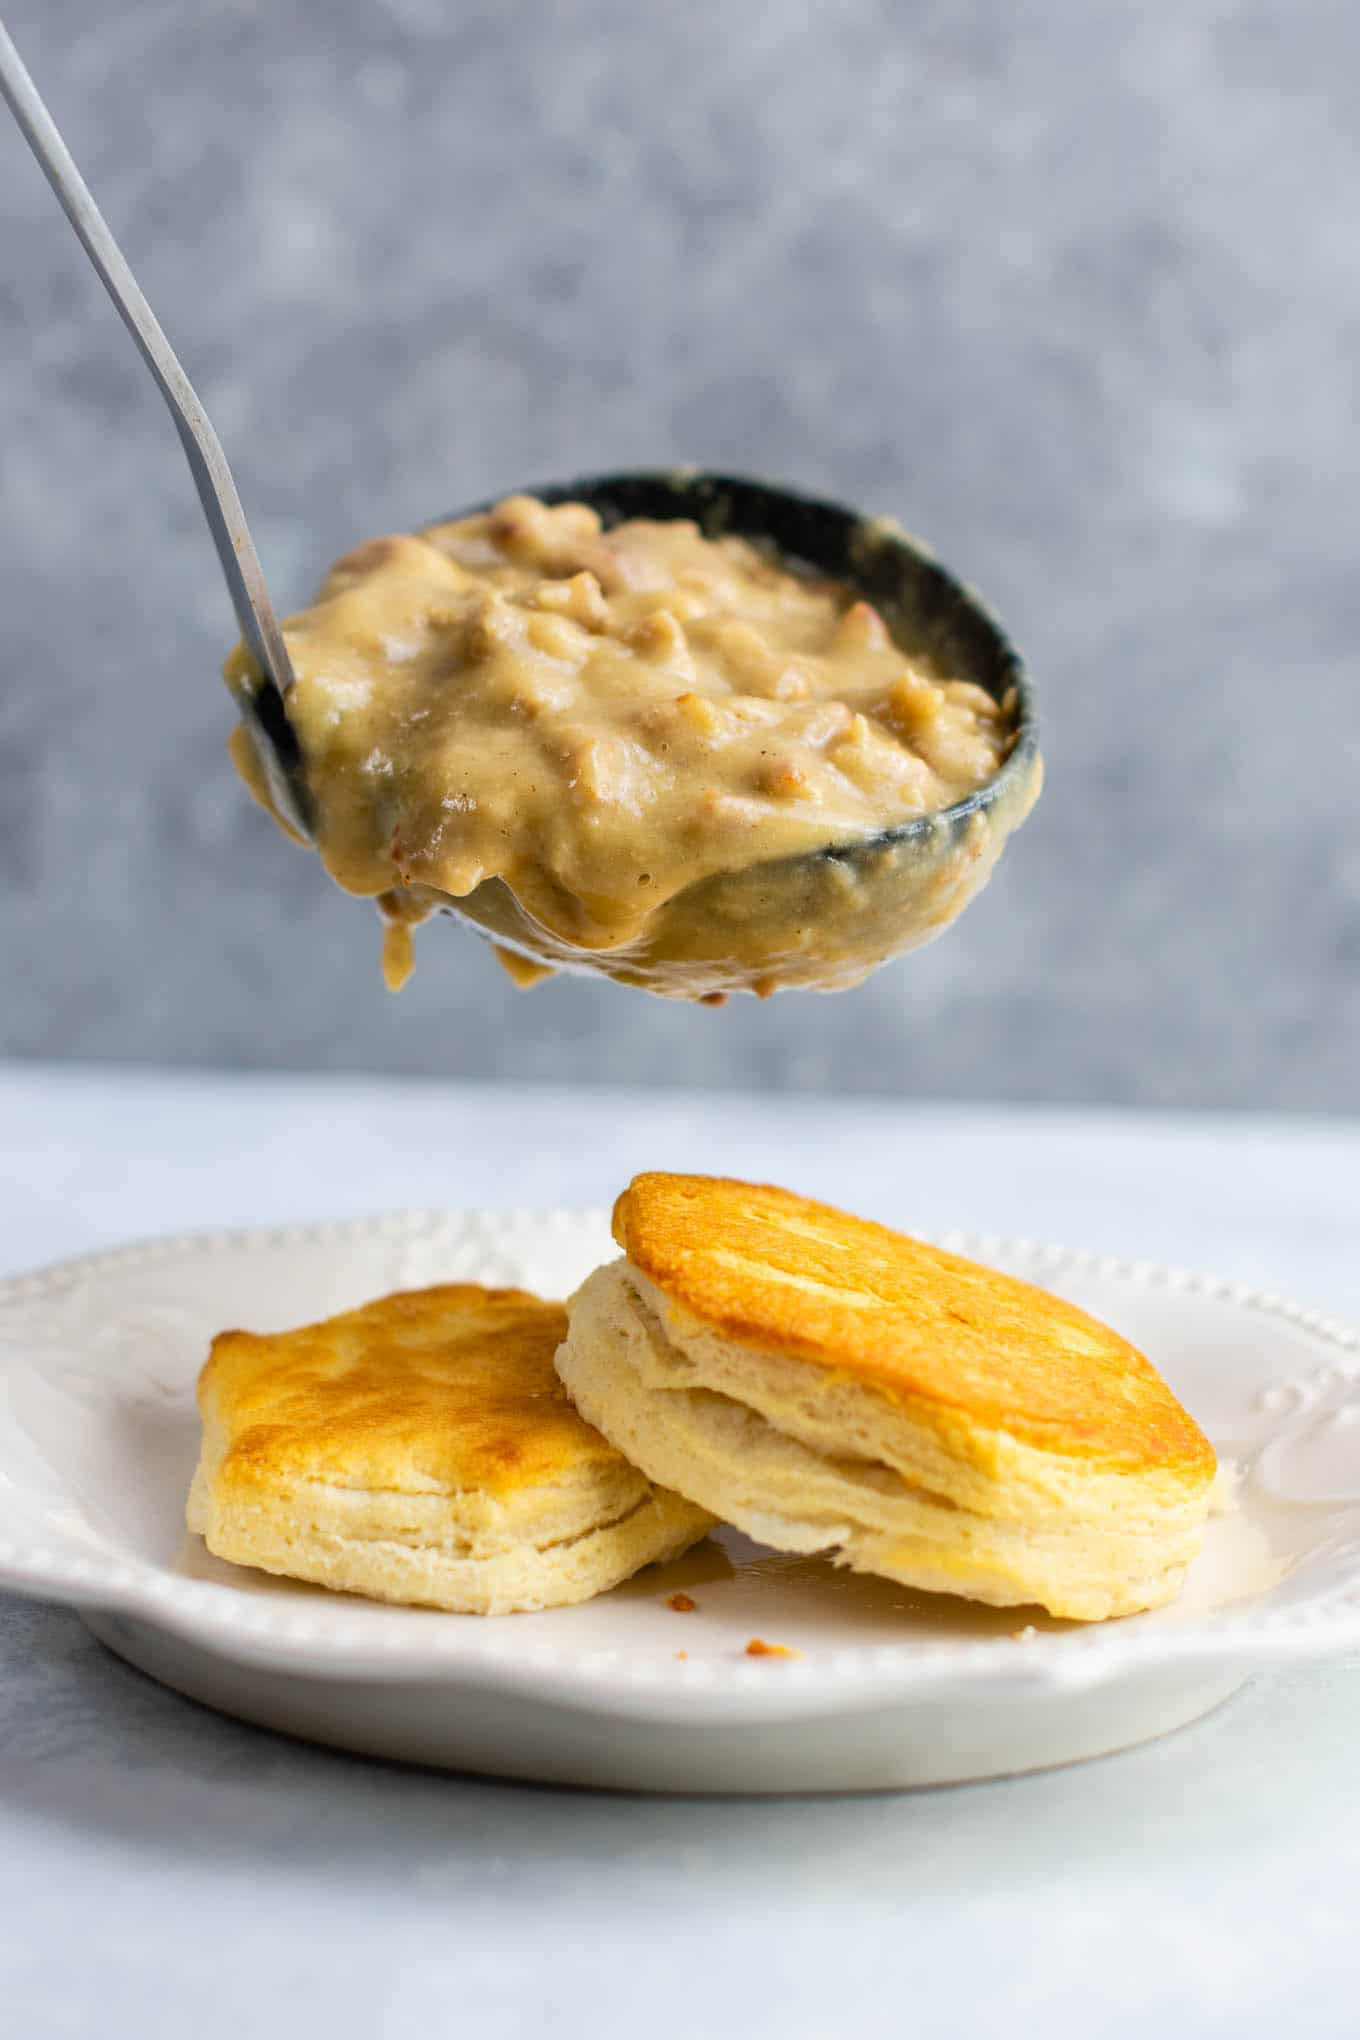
[2,1210,1358,1792]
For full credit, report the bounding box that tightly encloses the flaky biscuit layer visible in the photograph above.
[558,1220,1217,1622]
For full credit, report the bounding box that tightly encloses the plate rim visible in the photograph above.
[2,1207,1359,1715]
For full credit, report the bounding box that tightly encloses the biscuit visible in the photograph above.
[555,1174,1217,1620]
[187,1282,714,1614]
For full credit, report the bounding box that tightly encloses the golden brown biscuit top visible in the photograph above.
[613,1174,1216,1479]
[199,1283,624,1498]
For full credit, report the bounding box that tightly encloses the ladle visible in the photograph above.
[1,23,1039,998]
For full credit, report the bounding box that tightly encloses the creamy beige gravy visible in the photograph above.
[226,495,1025,997]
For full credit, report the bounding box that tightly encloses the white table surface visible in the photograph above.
[2,1063,1357,2038]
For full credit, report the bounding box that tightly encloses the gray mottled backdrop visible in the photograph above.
[2,0,1356,1107]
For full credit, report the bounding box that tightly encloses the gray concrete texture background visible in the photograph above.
[1,0,1356,1108]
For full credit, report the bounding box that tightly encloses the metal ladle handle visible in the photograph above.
[0,17,297,706]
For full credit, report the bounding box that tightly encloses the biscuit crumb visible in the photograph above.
[667,1592,698,1613]
[1015,1625,1039,1644]
[745,1637,798,1658]
[675,1650,688,1661]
